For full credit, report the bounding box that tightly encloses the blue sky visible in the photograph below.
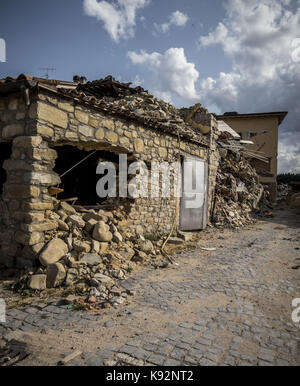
[0,0,229,85]
[0,0,300,173]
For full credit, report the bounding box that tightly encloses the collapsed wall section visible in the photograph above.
[212,150,264,227]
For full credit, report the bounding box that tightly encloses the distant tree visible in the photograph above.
[277,173,300,184]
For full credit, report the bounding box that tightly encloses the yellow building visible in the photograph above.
[216,111,288,202]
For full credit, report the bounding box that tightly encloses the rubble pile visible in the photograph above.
[112,92,183,124]
[277,183,300,206]
[59,76,209,145]
[76,75,183,124]
[212,150,264,228]
[22,199,165,309]
[277,183,291,202]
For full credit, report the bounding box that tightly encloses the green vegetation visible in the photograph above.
[277,173,300,184]
[144,233,161,242]
[125,266,133,274]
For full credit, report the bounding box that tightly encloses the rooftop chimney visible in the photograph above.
[73,75,80,83]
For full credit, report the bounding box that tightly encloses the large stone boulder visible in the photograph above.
[91,241,109,254]
[81,253,102,266]
[46,263,66,288]
[83,212,103,222]
[113,232,123,243]
[85,218,98,233]
[118,245,135,261]
[60,201,76,215]
[93,221,113,242]
[139,240,154,253]
[39,238,68,266]
[65,268,78,287]
[68,215,85,228]
[28,274,47,290]
[57,219,69,232]
[133,250,148,262]
[73,240,91,253]
[94,273,115,289]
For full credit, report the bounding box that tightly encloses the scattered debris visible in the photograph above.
[277,183,291,202]
[58,350,82,366]
[0,339,29,367]
[291,265,300,270]
[212,150,265,228]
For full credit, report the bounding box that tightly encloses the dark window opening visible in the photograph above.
[0,142,12,196]
[53,145,121,206]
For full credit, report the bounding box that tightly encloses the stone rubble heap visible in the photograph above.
[212,150,264,228]
[59,76,209,145]
[112,92,183,124]
[277,183,291,202]
[76,75,183,125]
[24,199,163,308]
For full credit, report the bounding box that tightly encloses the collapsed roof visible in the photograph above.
[0,74,209,146]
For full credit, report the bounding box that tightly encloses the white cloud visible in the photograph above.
[131,74,144,87]
[154,10,189,34]
[128,47,199,102]
[198,0,300,173]
[279,135,300,173]
[83,0,150,42]
[169,10,189,27]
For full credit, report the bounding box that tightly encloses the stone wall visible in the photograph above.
[0,89,214,268]
[207,118,221,220]
[0,93,36,141]
[0,93,47,267]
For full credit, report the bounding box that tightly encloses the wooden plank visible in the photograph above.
[58,350,82,365]
[48,187,64,196]
[61,197,78,203]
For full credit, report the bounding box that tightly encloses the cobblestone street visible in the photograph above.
[1,208,300,366]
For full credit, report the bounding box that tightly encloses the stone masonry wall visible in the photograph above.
[207,117,221,220]
[0,93,53,267]
[0,89,212,268]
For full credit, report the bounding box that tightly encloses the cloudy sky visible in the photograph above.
[1,0,300,173]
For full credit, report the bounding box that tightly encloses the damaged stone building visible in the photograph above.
[216,111,288,202]
[0,74,221,274]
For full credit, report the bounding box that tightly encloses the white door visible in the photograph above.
[180,157,208,231]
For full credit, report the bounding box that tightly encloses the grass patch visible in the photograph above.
[144,233,161,242]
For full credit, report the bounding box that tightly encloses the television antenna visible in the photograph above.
[39,67,56,79]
